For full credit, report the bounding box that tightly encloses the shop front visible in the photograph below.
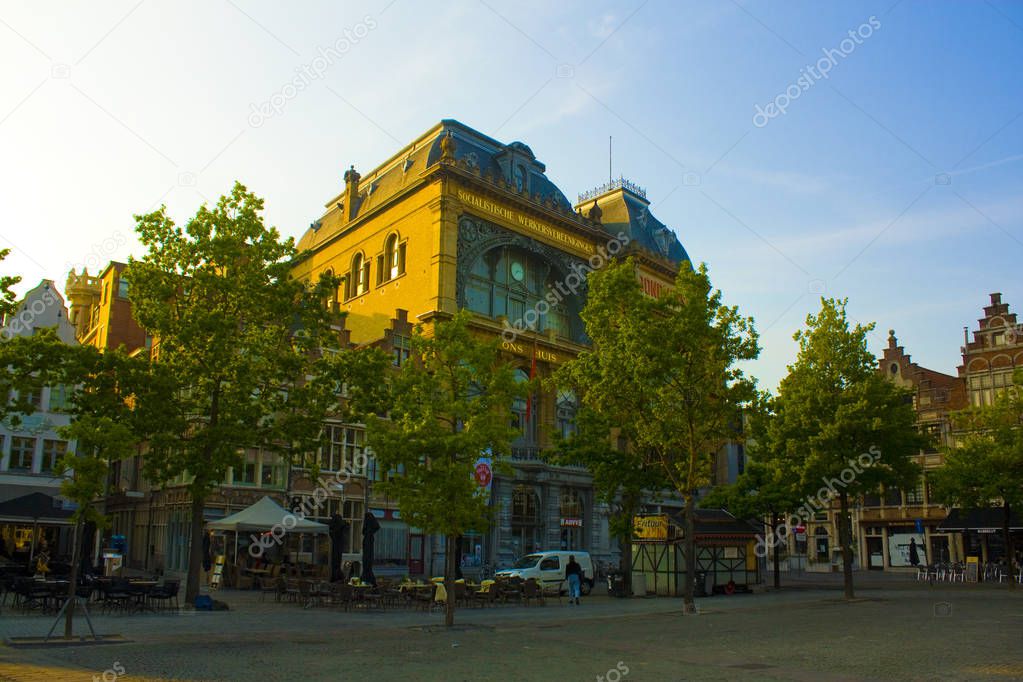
[939,508,1023,568]
[631,509,761,596]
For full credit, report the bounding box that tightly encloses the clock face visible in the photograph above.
[511,261,525,282]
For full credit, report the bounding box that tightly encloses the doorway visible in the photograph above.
[408,534,424,576]
[866,537,884,570]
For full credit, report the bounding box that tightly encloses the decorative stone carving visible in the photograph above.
[455,214,589,310]
[440,130,456,162]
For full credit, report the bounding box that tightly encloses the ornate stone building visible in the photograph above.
[290,119,691,574]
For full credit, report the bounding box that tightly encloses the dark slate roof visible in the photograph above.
[576,184,690,265]
[666,508,759,537]
[298,120,690,269]
[299,120,576,253]
[938,507,1023,531]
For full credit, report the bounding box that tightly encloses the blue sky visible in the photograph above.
[1,0,1020,391]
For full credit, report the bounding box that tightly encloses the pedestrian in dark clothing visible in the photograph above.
[566,555,583,605]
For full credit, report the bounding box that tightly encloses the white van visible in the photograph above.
[496,551,595,595]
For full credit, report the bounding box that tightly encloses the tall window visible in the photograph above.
[322,268,336,309]
[464,246,576,340]
[511,485,540,556]
[347,253,369,299]
[555,389,578,439]
[392,334,411,367]
[48,385,68,412]
[260,453,286,488]
[21,389,43,411]
[560,487,582,518]
[510,368,534,445]
[42,439,66,473]
[320,424,366,473]
[235,450,258,485]
[382,234,406,282]
[10,437,35,471]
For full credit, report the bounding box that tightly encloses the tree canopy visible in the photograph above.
[558,258,759,612]
[767,298,924,598]
[125,182,342,601]
[367,310,522,626]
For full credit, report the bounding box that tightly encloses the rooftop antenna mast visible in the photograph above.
[609,136,612,183]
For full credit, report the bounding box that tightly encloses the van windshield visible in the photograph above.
[512,553,542,569]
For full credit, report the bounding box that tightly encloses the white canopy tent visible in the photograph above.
[207,497,329,579]
[208,496,328,534]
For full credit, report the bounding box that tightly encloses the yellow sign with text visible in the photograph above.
[633,514,669,540]
[457,189,595,255]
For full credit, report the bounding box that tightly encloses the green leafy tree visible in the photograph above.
[560,258,759,614]
[932,368,1023,590]
[126,183,339,602]
[0,247,21,317]
[547,405,665,592]
[46,346,152,638]
[367,311,522,627]
[702,394,803,589]
[769,298,924,599]
[0,328,70,425]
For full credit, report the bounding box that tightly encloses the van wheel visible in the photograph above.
[581,580,592,596]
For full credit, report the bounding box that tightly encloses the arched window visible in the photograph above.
[383,234,405,281]
[511,368,534,445]
[348,253,369,299]
[512,485,538,524]
[560,487,582,518]
[555,389,578,439]
[322,268,336,309]
[465,245,578,341]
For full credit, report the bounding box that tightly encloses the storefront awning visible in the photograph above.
[937,507,1023,532]
[0,492,75,526]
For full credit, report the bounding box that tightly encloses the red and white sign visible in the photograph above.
[474,460,492,488]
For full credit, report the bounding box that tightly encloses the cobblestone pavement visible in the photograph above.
[1,579,1020,681]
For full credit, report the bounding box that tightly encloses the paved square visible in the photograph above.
[1,580,1020,681]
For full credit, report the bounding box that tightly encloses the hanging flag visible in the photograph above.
[525,342,537,427]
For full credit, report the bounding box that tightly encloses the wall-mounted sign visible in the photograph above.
[639,275,668,298]
[560,518,583,528]
[633,514,668,540]
[457,189,595,255]
[474,454,493,504]
[500,340,558,363]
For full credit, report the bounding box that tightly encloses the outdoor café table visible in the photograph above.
[129,581,158,612]
[42,581,70,613]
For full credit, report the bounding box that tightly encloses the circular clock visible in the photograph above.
[511,261,525,281]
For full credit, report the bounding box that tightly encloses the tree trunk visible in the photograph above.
[63,517,83,638]
[682,491,697,614]
[838,491,854,600]
[185,488,206,604]
[1004,501,1015,591]
[444,534,456,627]
[771,512,781,589]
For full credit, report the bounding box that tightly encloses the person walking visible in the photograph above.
[566,555,583,605]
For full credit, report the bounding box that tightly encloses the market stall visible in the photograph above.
[631,508,761,596]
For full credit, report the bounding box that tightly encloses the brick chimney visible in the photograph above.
[343,165,361,222]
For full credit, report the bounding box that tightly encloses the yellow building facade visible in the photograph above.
[291,120,690,575]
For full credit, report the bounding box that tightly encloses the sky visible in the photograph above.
[1,0,1020,392]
